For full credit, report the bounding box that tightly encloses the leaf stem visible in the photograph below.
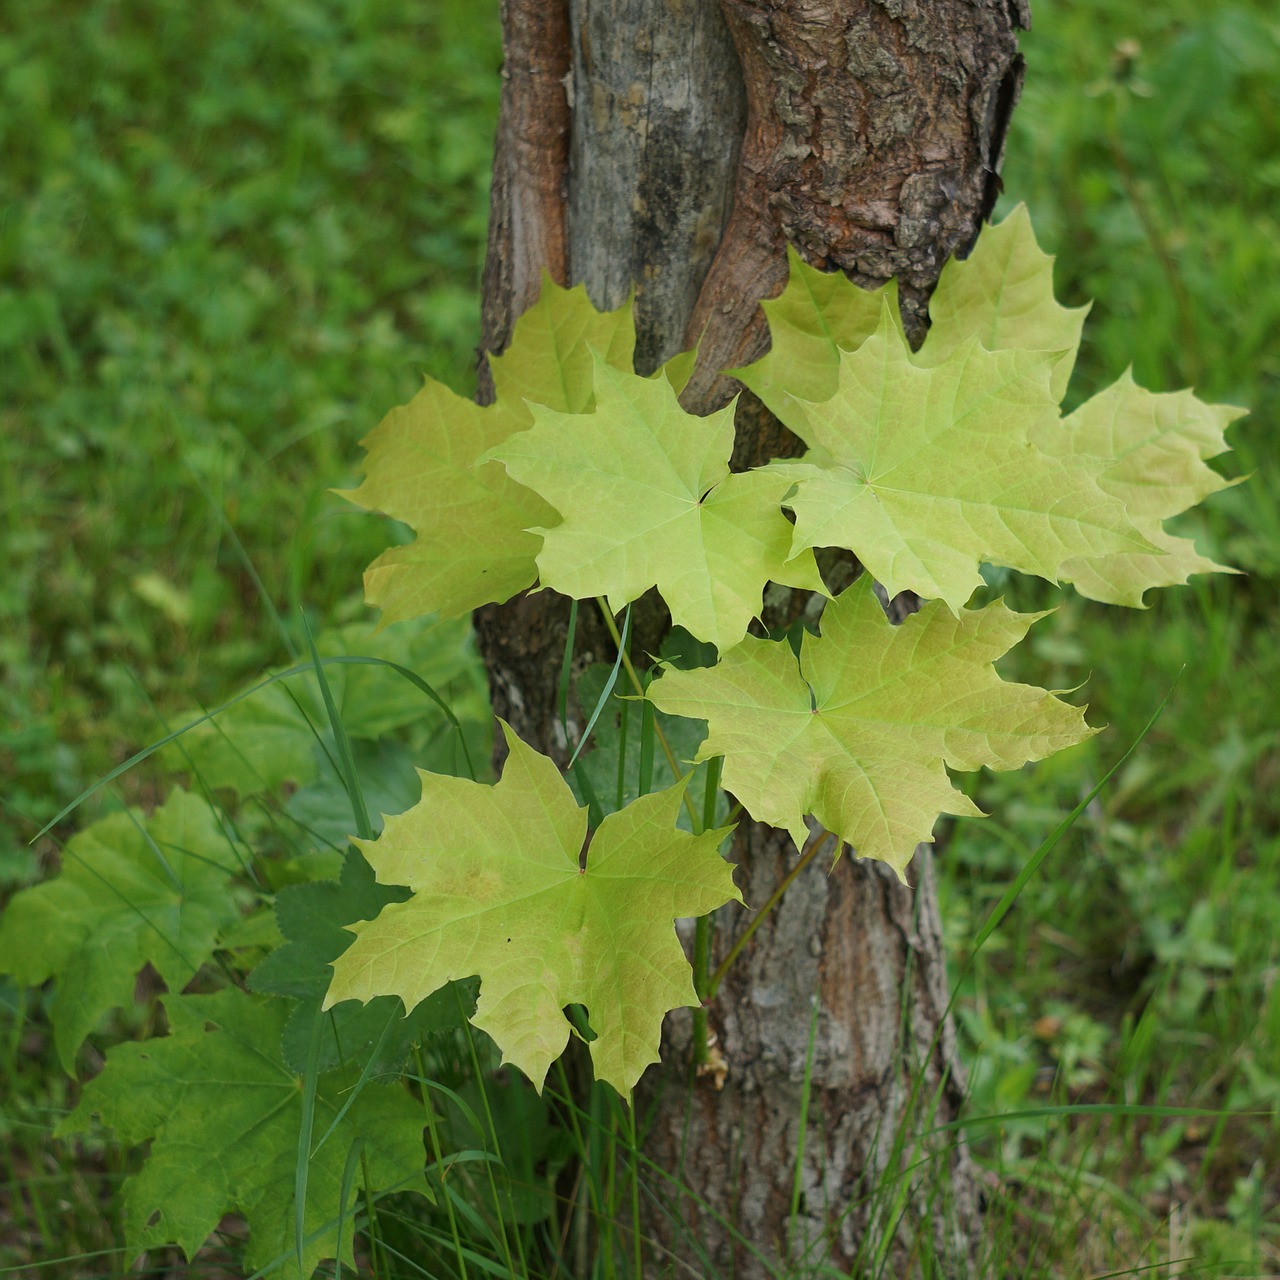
[692,915,712,1067]
[707,828,836,1000]
[691,757,724,1064]
[359,1147,387,1280]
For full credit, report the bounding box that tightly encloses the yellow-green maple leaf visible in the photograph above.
[343,278,635,623]
[734,245,892,433]
[486,354,827,652]
[325,723,740,1094]
[487,274,636,412]
[1045,371,1245,604]
[647,577,1094,878]
[779,305,1155,611]
[735,206,1082,431]
[920,203,1089,402]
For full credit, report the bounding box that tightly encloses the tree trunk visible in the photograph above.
[475,1,1027,1273]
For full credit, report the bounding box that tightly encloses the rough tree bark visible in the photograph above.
[475,1,1027,1273]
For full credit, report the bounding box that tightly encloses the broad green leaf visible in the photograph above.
[780,306,1154,611]
[177,614,482,797]
[326,723,740,1094]
[249,848,475,1075]
[487,355,826,652]
[283,738,425,866]
[735,245,892,434]
[58,989,428,1279]
[346,277,635,623]
[1045,371,1245,604]
[921,204,1089,402]
[647,577,1094,878]
[251,848,410,1002]
[0,790,246,1072]
[279,986,473,1079]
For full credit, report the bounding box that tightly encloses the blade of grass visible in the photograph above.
[787,992,822,1273]
[294,1007,326,1273]
[690,754,725,1062]
[626,1096,643,1280]
[558,597,579,733]
[932,1102,1270,1133]
[616,693,629,813]
[187,460,298,662]
[301,610,372,841]
[568,605,631,769]
[594,598,699,827]
[417,1045,470,1280]
[333,1136,365,1280]
[455,987,523,1279]
[638,695,655,797]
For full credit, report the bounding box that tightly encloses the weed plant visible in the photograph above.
[1,0,1277,1277]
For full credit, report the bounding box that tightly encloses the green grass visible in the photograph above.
[939,4,1280,1272]
[2,0,1279,1276]
[0,0,501,861]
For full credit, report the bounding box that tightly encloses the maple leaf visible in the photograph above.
[1043,371,1245,605]
[487,272,637,412]
[344,278,635,623]
[325,723,741,1094]
[0,790,247,1073]
[249,847,476,1075]
[343,383,556,624]
[734,245,892,433]
[177,614,483,797]
[58,989,428,1280]
[734,205,1080,429]
[778,305,1155,611]
[920,203,1089,402]
[647,576,1094,878]
[486,354,826,652]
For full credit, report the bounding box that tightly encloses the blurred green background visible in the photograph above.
[1,0,1277,1273]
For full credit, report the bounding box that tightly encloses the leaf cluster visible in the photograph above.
[3,208,1244,1275]
[327,204,1241,1098]
[0,616,489,1275]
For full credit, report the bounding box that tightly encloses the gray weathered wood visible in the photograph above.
[567,0,745,373]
